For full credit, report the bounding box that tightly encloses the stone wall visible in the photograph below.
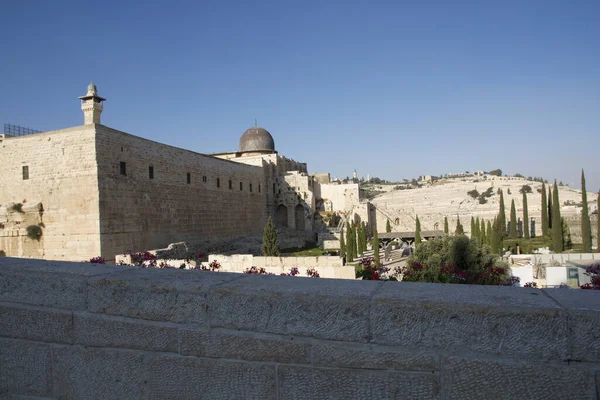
[0,126,101,260]
[1,257,598,399]
[319,183,360,212]
[208,254,354,279]
[94,125,267,259]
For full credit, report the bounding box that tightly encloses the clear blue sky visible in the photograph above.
[1,0,599,191]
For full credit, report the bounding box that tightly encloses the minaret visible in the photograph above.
[79,82,106,125]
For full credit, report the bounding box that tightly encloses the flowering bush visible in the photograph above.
[281,267,300,276]
[355,257,394,280]
[245,266,271,274]
[306,268,320,278]
[89,256,105,264]
[524,281,538,288]
[581,264,600,290]
[194,260,221,271]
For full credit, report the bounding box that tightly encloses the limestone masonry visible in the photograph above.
[0,257,598,398]
[0,83,360,261]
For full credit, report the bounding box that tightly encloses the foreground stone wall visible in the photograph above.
[1,257,599,399]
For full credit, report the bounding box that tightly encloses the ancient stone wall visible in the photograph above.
[1,257,598,399]
[94,125,267,260]
[0,126,100,260]
[319,183,360,212]
[207,254,355,279]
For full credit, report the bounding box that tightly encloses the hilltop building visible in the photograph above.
[0,83,360,261]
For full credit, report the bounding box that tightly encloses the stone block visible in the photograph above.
[0,303,73,344]
[312,342,437,372]
[278,365,440,399]
[543,288,600,362]
[87,267,243,325]
[73,312,178,352]
[442,356,596,400]
[179,328,310,364]
[147,355,277,399]
[52,346,147,399]
[208,274,380,342]
[371,282,568,361]
[0,339,51,397]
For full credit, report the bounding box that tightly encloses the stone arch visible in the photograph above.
[276,205,288,227]
[295,204,305,231]
[394,218,400,225]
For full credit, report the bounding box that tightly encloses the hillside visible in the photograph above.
[368,175,598,243]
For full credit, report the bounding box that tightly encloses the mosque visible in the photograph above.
[0,83,361,261]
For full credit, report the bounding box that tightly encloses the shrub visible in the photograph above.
[581,264,600,290]
[467,189,479,199]
[10,203,24,213]
[398,235,514,285]
[26,224,43,241]
[89,256,105,264]
[355,257,395,280]
[520,185,533,194]
[0,250,5,257]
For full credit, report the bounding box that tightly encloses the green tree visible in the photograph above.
[548,186,553,230]
[581,169,592,252]
[470,217,476,239]
[373,228,380,265]
[509,199,518,239]
[552,180,563,252]
[523,191,530,239]
[386,219,392,233]
[455,216,464,235]
[598,192,600,252]
[444,216,449,234]
[562,217,573,250]
[498,189,506,239]
[360,222,367,254]
[475,217,481,243]
[261,217,280,256]
[415,215,422,245]
[480,219,486,245]
[541,182,548,236]
[486,220,493,247]
[491,217,499,255]
[346,223,354,263]
[351,222,358,260]
[339,227,346,260]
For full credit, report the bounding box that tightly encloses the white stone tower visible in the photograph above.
[79,82,105,125]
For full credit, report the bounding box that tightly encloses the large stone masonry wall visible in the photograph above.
[1,257,599,399]
[94,125,267,259]
[0,126,101,260]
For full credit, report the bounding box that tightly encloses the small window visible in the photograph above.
[240,182,243,191]
[258,184,261,193]
[120,162,127,176]
[217,178,220,188]
[250,183,253,192]
[187,173,191,184]
[229,180,232,190]
[149,166,154,179]
[22,166,29,180]
[202,175,207,183]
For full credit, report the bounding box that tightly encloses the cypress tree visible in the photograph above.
[415,215,422,245]
[523,191,530,239]
[339,227,346,260]
[491,217,499,255]
[455,216,464,235]
[356,223,363,255]
[498,190,506,237]
[261,217,280,256]
[386,219,392,233]
[444,216,449,234]
[486,220,493,247]
[351,222,358,260]
[548,186,553,230]
[470,217,475,239]
[362,222,367,253]
[346,223,354,263]
[509,199,518,239]
[541,182,548,236]
[552,180,563,252]
[598,192,600,252]
[562,217,573,250]
[373,228,380,265]
[475,217,481,243]
[581,169,592,252]
[480,219,486,245]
